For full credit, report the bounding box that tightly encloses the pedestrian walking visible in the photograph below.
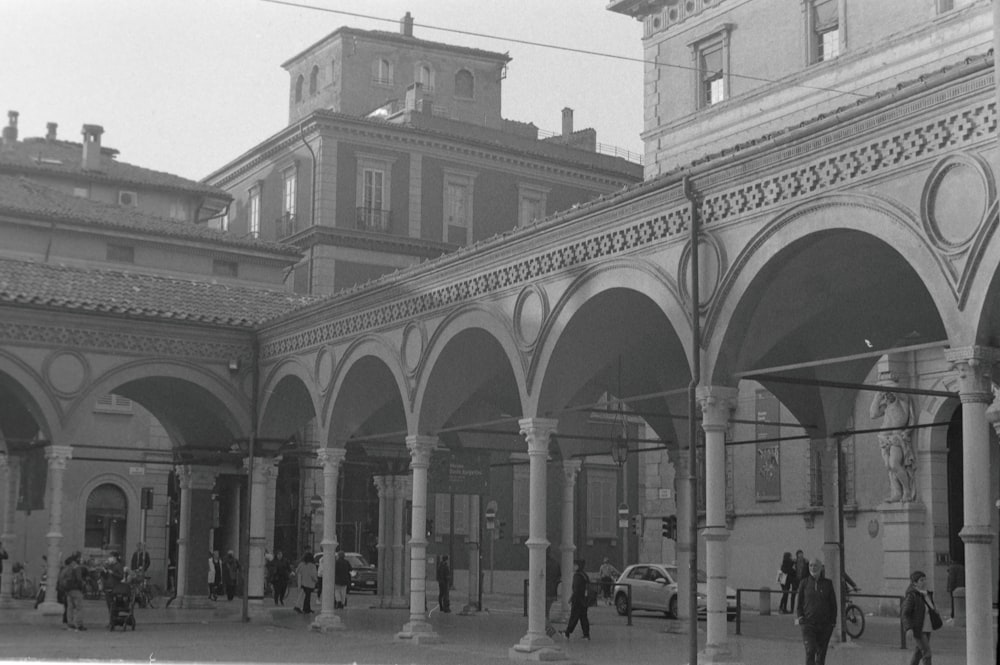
[564,559,590,640]
[598,557,619,605]
[901,570,940,665]
[792,549,808,613]
[130,542,150,578]
[59,552,87,631]
[945,561,964,619]
[795,558,836,665]
[207,550,222,601]
[436,555,451,613]
[293,552,317,614]
[266,550,291,606]
[778,551,796,613]
[334,550,351,609]
[222,550,241,600]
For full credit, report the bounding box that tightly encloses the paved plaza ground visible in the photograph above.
[0,593,985,665]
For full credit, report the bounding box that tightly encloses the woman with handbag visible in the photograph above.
[777,551,796,614]
[901,570,940,665]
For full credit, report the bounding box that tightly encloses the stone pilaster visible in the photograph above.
[510,417,564,661]
[945,346,998,665]
[554,460,580,622]
[396,435,439,643]
[0,454,19,608]
[38,445,71,616]
[175,465,216,608]
[697,386,742,664]
[312,447,346,632]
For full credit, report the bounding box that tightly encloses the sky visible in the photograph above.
[1,0,646,181]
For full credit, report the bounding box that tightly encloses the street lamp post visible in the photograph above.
[611,400,629,566]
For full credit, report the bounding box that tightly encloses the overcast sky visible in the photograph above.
[1,0,645,181]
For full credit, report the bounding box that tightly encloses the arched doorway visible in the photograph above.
[85,483,128,552]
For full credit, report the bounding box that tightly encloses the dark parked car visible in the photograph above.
[316,552,377,594]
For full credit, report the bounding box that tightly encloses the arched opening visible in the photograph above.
[454,69,474,98]
[295,74,304,102]
[85,483,128,551]
[309,65,319,95]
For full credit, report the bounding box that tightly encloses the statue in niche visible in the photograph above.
[869,390,916,503]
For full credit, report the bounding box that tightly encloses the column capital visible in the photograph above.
[405,435,436,468]
[696,385,739,430]
[561,459,582,485]
[373,475,390,498]
[316,447,347,469]
[945,346,998,403]
[45,445,72,468]
[518,417,558,454]
[176,465,216,491]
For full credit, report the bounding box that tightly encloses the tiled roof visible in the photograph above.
[0,257,319,328]
[0,175,299,256]
[0,136,228,197]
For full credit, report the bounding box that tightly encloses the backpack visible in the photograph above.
[57,564,75,592]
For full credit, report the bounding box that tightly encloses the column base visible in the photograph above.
[395,619,441,644]
[387,595,409,609]
[509,634,566,661]
[36,601,64,617]
[695,641,743,664]
[663,618,703,634]
[310,612,345,632]
[548,603,567,622]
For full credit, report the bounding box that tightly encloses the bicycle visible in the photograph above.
[843,585,865,640]
[133,575,163,609]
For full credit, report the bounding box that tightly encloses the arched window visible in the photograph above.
[331,59,337,83]
[309,65,319,95]
[374,58,393,85]
[454,69,474,98]
[85,483,128,550]
[417,64,433,91]
[295,74,304,103]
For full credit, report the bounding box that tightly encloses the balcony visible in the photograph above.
[356,207,391,233]
[276,212,298,239]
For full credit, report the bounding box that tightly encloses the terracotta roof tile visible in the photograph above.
[0,257,319,328]
[0,136,227,197]
[0,175,299,255]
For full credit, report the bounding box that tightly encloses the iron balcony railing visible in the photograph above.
[356,207,391,232]
[276,212,298,239]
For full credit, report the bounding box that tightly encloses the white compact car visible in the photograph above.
[613,563,736,620]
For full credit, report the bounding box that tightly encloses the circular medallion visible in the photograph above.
[402,322,425,375]
[315,346,335,393]
[922,156,992,253]
[514,285,548,348]
[679,233,723,309]
[44,350,89,397]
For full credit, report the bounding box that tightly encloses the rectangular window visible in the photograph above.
[700,41,725,106]
[360,168,386,230]
[95,393,133,414]
[106,243,134,264]
[248,186,261,239]
[517,184,550,227]
[434,493,470,536]
[168,202,187,221]
[809,444,824,506]
[212,259,238,277]
[443,169,475,245]
[585,467,617,538]
[73,186,88,198]
[282,168,297,216]
[812,0,840,62]
[755,390,781,501]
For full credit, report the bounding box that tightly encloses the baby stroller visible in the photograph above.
[108,581,136,631]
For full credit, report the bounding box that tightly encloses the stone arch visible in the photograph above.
[324,334,409,445]
[75,472,140,554]
[63,359,249,448]
[258,357,321,444]
[0,350,62,443]
[412,303,526,434]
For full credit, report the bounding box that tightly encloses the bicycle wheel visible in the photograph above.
[843,603,865,639]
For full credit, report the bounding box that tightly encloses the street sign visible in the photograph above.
[618,503,629,516]
[429,450,491,494]
[485,500,497,530]
[618,518,628,529]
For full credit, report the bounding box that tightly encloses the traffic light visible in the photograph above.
[426,519,434,538]
[631,514,643,537]
[662,515,677,540]
[498,520,507,540]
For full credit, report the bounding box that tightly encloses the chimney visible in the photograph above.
[562,107,574,137]
[400,11,413,37]
[405,82,424,112]
[46,122,58,142]
[2,110,19,147]
[81,124,104,170]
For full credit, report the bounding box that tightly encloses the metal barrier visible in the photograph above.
[735,587,906,649]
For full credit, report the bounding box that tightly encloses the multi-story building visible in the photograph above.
[203,13,643,296]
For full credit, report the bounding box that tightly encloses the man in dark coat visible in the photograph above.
[795,558,837,665]
[436,555,451,613]
[563,559,590,640]
[266,550,291,606]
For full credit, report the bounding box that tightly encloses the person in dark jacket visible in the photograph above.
[563,559,590,640]
[778,551,797,613]
[266,550,291,606]
[901,570,936,665]
[333,551,352,609]
[436,555,451,613]
[795,558,837,665]
[222,550,241,601]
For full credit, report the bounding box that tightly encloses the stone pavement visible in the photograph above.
[0,594,983,665]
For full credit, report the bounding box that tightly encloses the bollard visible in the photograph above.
[953,587,966,628]
[759,587,772,616]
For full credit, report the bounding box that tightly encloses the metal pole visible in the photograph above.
[241,338,259,623]
[684,175,701,665]
[836,435,846,643]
